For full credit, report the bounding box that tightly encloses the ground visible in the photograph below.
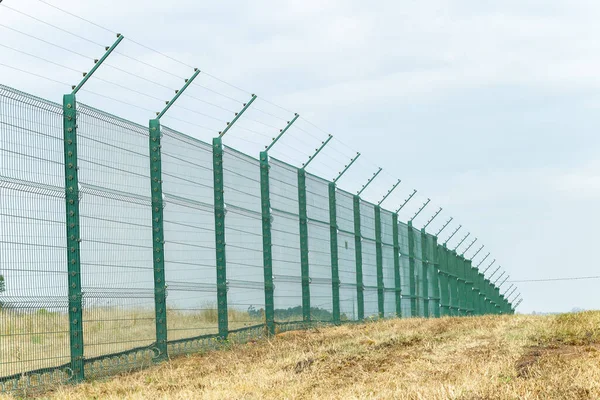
[4,311,600,399]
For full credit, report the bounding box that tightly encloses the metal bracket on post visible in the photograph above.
[378,179,401,206]
[470,244,485,261]
[265,113,299,152]
[261,113,298,334]
[422,207,442,230]
[482,259,496,274]
[410,198,430,224]
[219,94,257,137]
[493,271,506,285]
[488,265,501,280]
[477,252,491,268]
[396,190,417,213]
[71,34,124,94]
[333,152,360,183]
[436,217,453,237]
[357,167,382,196]
[299,135,333,322]
[461,238,477,258]
[453,232,470,252]
[502,284,515,296]
[63,33,124,381]
[444,224,462,246]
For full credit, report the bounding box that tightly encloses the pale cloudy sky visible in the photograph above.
[1,0,600,313]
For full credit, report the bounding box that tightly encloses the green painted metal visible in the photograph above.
[420,230,429,318]
[374,206,384,318]
[353,195,365,320]
[357,167,382,196]
[392,213,402,317]
[396,189,417,213]
[213,136,229,338]
[259,151,275,335]
[407,221,417,317]
[464,258,474,315]
[378,179,401,206]
[444,224,462,246]
[156,68,201,119]
[329,182,341,323]
[436,217,453,237]
[72,34,124,94]
[410,198,430,223]
[303,134,333,169]
[297,168,311,321]
[438,245,450,316]
[422,207,442,230]
[431,235,441,318]
[219,94,257,136]
[265,113,299,152]
[63,94,84,382]
[333,152,360,183]
[149,118,168,360]
[453,232,470,252]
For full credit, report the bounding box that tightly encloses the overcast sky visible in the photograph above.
[1,0,599,313]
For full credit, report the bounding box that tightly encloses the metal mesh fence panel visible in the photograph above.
[0,86,70,383]
[380,209,396,318]
[306,173,333,321]
[424,233,437,317]
[269,158,302,322]
[76,104,156,362]
[161,127,217,341]
[360,200,378,318]
[336,189,358,321]
[222,147,265,329]
[412,227,424,317]
[397,222,411,317]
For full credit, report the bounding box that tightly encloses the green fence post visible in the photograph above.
[148,119,169,359]
[438,246,450,316]
[374,206,384,318]
[299,135,333,322]
[212,136,229,337]
[329,182,341,324]
[420,230,430,318]
[408,198,430,317]
[259,151,275,335]
[297,168,311,322]
[431,235,441,318]
[63,93,84,382]
[407,222,417,316]
[353,194,365,321]
[329,153,361,324]
[392,213,402,318]
[62,34,125,379]
[150,68,201,352]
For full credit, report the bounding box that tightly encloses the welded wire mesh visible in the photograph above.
[397,222,412,317]
[0,85,70,381]
[380,209,396,318]
[161,126,217,340]
[269,158,302,322]
[306,173,333,321]
[0,82,508,392]
[336,189,358,321]
[412,227,424,317]
[222,146,265,329]
[76,104,155,360]
[360,200,378,318]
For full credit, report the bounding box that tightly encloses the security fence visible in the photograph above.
[0,83,513,393]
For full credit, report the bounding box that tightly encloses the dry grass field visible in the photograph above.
[3,311,600,399]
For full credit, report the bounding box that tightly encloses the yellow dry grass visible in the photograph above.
[4,311,600,399]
